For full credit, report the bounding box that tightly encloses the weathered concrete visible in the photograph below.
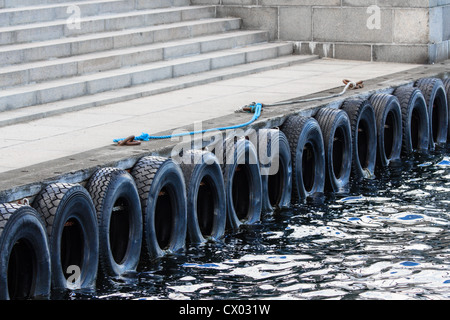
[0,1,306,128]
[0,58,448,204]
[192,0,450,63]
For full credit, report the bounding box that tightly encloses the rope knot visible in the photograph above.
[241,102,262,113]
[343,79,364,89]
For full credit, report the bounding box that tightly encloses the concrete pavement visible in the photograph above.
[0,58,420,173]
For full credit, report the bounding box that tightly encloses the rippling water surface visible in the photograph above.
[63,146,450,301]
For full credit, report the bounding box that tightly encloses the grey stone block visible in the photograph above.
[8,8,55,26]
[15,25,65,44]
[335,43,372,61]
[23,43,72,63]
[245,46,278,63]
[222,0,257,4]
[372,44,429,64]
[429,41,450,63]
[261,0,340,5]
[72,37,114,55]
[77,55,123,75]
[136,0,191,9]
[429,6,444,43]
[443,6,450,40]
[94,0,135,13]
[87,74,132,95]
[378,0,431,8]
[0,12,10,27]
[164,42,201,60]
[37,82,87,105]
[135,0,166,9]
[313,7,393,43]
[0,91,36,112]
[173,0,192,6]
[0,69,29,88]
[279,6,312,41]
[295,42,334,59]
[344,0,430,7]
[64,19,106,37]
[0,31,13,46]
[190,0,220,4]
[217,6,278,40]
[232,30,269,47]
[131,66,173,85]
[189,18,241,37]
[153,25,192,43]
[201,37,235,53]
[181,6,215,21]
[394,8,430,44]
[113,30,154,48]
[211,52,246,69]
[29,62,78,83]
[123,48,164,66]
[173,59,211,77]
[277,43,294,56]
[0,49,24,66]
[104,14,147,32]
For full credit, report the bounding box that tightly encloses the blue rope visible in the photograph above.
[113,103,263,143]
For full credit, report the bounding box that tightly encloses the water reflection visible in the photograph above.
[62,146,450,300]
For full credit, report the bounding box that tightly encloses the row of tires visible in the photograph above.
[0,77,449,300]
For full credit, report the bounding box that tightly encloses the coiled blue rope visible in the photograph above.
[113,103,262,143]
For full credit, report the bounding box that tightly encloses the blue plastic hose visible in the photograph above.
[113,103,262,143]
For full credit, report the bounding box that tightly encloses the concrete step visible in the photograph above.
[0,17,242,66]
[0,1,138,27]
[0,42,297,112]
[1,0,78,8]
[0,30,269,88]
[0,54,319,127]
[0,5,215,45]
[0,0,190,9]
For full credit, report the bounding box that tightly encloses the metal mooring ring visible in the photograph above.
[118,136,141,146]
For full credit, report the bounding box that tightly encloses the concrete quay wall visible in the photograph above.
[191,0,450,63]
[0,60,448,205]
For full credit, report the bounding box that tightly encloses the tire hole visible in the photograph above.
[61,218,84,281]
[232,165,251,221]
[384,110,396,159]
[7,239,36,300]
[196,176,216,237]
[357,120,370,169]
[268,160,285,207]
[432,101,440,142]
[332,126,345,179]
[155,187,174,250]
[302,142,316,192]
[110,197,131,265]
[411,107,421,149]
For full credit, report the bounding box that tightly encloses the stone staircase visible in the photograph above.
[0,0,317,126]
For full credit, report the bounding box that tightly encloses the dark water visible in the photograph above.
[59,146,450,301]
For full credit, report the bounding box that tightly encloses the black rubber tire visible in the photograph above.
[443,78,450,140]
[222,137,262,231]
[415,78,448,149]
[32,183,99,290]
[341,98,377,181]
[131,156,187,260]
[281,116,325,202]
[0,204,51,300]
[393,86,430,154]
[86,168,143,277]
[369,93,403,167]
[258,129,292,212]
[315,108,352,193]
[179,150,226,244]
